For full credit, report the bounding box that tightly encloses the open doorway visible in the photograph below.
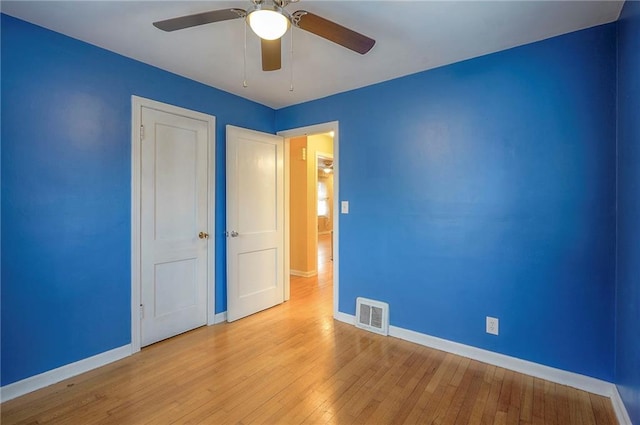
[288,132,334,278]
[278,122,339,317]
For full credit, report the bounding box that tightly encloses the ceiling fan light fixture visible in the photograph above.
[153,2,377,73]
[247,5,290,40]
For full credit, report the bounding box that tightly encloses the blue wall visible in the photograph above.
[1,14,275,386]
[277,24,617,381]
[616,1,640,423]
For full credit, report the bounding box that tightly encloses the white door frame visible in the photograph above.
[131,96,216,353]
[277,122,339,318]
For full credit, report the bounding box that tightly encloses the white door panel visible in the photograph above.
[227,125,284,322]
[237,138,278,233]
[141,107,209,346]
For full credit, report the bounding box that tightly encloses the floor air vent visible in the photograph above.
[355,297,389,336]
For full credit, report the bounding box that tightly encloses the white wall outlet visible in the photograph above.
[486,316,499,335]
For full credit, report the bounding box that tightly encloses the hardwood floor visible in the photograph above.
[2,234,617,424]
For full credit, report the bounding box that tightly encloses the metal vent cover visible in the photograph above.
[355,297,389,336]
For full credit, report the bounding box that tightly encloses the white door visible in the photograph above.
[140,106,209,346]
[226,125,284,322]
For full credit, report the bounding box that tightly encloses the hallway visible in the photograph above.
[289,233,333,304]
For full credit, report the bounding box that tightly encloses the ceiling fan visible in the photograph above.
[153,0,376,72]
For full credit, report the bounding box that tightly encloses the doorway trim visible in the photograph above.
[277,122,340,318]
[131,96,216,353]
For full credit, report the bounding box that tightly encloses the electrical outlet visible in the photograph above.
[486,316,499,335]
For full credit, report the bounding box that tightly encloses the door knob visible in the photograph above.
[198,232,209,239]
[230,231,239,237]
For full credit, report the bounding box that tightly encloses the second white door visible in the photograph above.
[226,125,284,322]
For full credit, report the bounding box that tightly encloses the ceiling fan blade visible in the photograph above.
[292,11,375,54]
[153,8,246,32]
[261,38,282,71]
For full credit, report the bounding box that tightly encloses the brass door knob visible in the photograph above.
[198,232,209,239]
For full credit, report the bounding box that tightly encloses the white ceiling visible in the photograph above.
[2,1,624,109]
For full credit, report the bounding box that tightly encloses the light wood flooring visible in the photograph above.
[2,234,618,424]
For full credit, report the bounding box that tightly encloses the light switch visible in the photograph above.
[341,201,349,214]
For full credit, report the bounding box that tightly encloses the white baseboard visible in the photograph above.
[335,313,622,401]
[0,344,132,403]
[611,385,633,425]
[213,311,227,324]
[389,325,613,396]
[290,269,317,278]
[334,311,355,325]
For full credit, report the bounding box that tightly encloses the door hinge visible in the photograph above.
[140,304,144,319]
[140,124,145,141]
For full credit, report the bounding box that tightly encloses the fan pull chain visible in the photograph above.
[243,23,248,88]
[289,27,294,92]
